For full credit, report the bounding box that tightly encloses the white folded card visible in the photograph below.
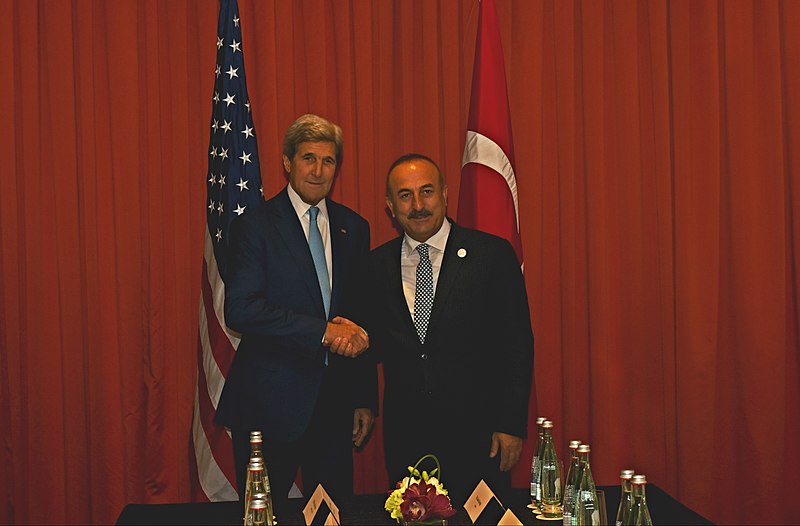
[464,479,506,524]
[497,508,523,525]
[302,484,340,526]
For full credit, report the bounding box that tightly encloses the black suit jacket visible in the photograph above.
[365,221,534,487]
[215,187,377,442]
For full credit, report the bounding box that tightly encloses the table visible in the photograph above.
[116,486,712,525]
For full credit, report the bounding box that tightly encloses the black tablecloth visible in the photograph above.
[116,486,712,525]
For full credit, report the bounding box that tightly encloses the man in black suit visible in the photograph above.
[365,153,534,506]
[215,114,377,515]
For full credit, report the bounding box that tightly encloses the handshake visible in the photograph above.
[323,316,369,358]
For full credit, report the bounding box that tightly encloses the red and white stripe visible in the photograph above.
[192,228,239,501]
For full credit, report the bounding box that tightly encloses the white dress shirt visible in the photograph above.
[400,219,452,318]
[287,183,333,289]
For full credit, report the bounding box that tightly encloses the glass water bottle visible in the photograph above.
[244,460,274,526]
[615,470,635,526]
[244,431,264,516]
[562,440,581,526]
[530,416,547,510]
[540,420,563,518]
[249,497,268,526]
[629,474,653,525]
[574,444,600,526]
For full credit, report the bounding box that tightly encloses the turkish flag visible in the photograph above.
[457,0,538,488]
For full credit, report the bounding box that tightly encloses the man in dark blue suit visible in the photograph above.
[364,154,534,506]
[215,114,377,516]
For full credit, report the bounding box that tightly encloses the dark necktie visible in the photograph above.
[414,243,434,344]
[308,206,330,317]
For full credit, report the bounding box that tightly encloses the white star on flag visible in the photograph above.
[240,151,251,165]
[229,39,241,53]
[241,125,254,138]
[226,66,238,79]
[237,178,249,191]
[223,93,236,106]
[234,204,246,215]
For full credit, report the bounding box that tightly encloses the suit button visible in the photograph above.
[421,354,428,360]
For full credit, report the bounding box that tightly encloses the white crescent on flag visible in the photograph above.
[461,129,521,232]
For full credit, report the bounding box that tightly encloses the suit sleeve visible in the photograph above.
[348,221,380,413]
[490,239,534,438]
[224,214,327,357]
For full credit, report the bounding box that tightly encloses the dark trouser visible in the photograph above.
[231,374,354,519]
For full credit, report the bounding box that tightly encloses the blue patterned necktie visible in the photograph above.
[308,206,331,317]
[414,243,434,344]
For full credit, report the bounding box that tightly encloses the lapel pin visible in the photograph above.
[457,248,467,258]
[340,228,347,234]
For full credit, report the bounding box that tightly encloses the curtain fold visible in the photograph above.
[1,1,798,524]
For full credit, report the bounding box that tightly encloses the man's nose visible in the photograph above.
[411,193,424,210]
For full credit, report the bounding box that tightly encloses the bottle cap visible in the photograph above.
[536,417,547,425]
[543,420,554,428]
[632,474,647,484]
[569,440,582,449]
[577,444,591,453]
[249,498,267,510]
[620,469,635,479]
[248,459,265,471]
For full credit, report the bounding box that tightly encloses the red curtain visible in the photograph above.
[1,1,798,524]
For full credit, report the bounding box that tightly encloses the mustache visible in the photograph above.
[407,209,433,219]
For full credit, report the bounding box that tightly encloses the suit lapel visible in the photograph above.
[426,222,469,342]
[384,238,418,342]
[270,189,326,316]
[328,203,346,315]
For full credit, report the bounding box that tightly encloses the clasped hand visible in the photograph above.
[323,316,369,357]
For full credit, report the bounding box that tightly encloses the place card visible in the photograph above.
[302,484,340,526]
[497,508,523,525]
[464,479,505,524]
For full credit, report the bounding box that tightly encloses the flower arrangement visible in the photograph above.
[385,454,458,524]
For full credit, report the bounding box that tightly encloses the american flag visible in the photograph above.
[191,0,263,502]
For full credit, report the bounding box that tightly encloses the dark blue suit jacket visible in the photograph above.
[215,187,376,442]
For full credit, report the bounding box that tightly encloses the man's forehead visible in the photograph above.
[391,162,438,182]
[295,141,336,156]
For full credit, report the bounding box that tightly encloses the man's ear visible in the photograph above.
[385,197,396,218]
[282,154,291,173]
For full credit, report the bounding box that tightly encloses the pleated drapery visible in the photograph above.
[1,1,798,524]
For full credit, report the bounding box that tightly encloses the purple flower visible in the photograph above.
[399,480,457,522]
